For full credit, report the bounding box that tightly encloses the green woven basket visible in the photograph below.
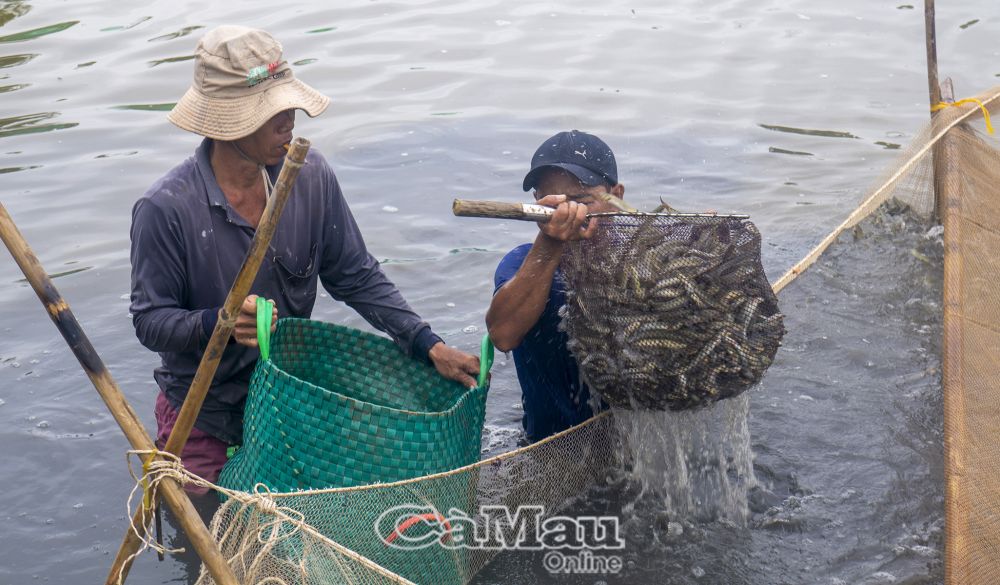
[218,317,490,494]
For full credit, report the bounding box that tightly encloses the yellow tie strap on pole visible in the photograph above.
[932,98,996,135]
[124,451,187,563]
[141,450,157,513]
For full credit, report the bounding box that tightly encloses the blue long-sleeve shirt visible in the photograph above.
[494,243,596,441]
[130,138,441,444]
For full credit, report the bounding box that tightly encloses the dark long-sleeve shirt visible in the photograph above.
[130,138,441,444]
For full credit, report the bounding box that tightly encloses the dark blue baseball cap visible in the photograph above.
[522,130,618,192]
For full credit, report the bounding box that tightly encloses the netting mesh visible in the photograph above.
[765,86,1000,585]
[196,413,619,585]
[934,92,1000,585]
[561,214,784,410]
[183,86,1000,585]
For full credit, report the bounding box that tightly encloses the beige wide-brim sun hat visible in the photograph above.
[168,25,330,141]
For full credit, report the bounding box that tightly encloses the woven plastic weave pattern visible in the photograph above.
[218,318,488,493]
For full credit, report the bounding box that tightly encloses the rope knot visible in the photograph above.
[932,98,995,135]
[252,483,279,515]
[256,496,279,516]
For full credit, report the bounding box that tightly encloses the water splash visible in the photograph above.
[613,393,756,526]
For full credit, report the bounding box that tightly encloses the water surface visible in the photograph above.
[0,0,993,583]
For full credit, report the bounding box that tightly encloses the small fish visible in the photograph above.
[559,213,784,410]
[596,192,638,213]
[651,197,679,214]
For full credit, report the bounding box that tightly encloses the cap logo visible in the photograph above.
[247,61,285,87]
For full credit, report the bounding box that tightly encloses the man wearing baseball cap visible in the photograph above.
[130,26,479,489]
[486,130,624,441]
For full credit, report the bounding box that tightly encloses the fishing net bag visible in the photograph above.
[218,318,489,494]
[561,214,784,410]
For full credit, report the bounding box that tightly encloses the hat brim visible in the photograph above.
[168,77,330,141]
[522,162,606,192]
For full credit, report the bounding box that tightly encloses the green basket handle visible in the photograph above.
[478,334,495,389]
[256,297,275,361]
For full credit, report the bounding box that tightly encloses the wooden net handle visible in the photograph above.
[452,199,554,222]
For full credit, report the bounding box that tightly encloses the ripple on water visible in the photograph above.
[147,25,204,42]
[146,54,194,68]
[0,53,37,69]
[98,16,152,33]
[111,103,176,112]
[0,112,77,139]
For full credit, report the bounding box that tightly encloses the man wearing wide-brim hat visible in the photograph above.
[129,26,480,489]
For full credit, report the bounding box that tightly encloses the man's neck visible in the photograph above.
[209,140,264,192]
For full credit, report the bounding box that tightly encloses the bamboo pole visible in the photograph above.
[923,3,965,581]
[106,136,311,585]
[925,0,950,222]
[0,204,240,585]
[925,0,941,109]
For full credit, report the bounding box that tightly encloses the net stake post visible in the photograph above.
[105,137,312,585]
[925,0,947,221]
[933,78,955,222]
[0,204,241,585]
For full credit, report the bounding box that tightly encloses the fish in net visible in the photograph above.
[560,213,785,410]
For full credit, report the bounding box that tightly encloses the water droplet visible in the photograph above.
[462,325,479,334]
[446,302,456,308]
[382,205,399,213]
[45,518,54,525]
[73,502,84,509]
[29,359,39,365]
[37,420,50,429]
[692,566,705,578]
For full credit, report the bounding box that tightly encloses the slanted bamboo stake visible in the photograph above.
[106,136,311,585]
[0,204,240,585]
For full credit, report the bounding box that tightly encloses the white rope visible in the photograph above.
[121,450,417,585]
[771,86,1000,294]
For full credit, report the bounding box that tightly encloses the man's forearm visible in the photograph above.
[132,306,212,353]
[486,233,564,352]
